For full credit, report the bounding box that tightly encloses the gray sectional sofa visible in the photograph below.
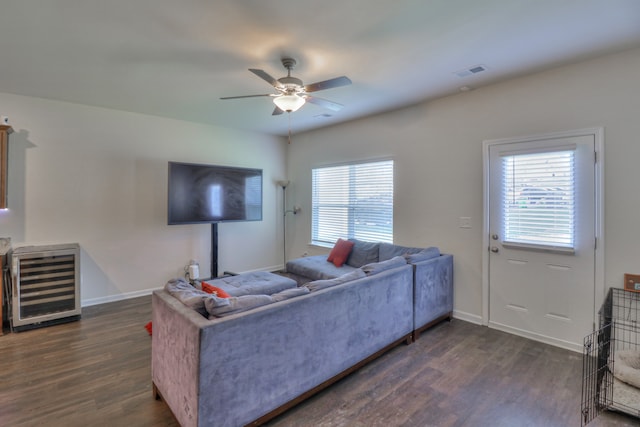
[152,241,453,427]
[286,240,453,338]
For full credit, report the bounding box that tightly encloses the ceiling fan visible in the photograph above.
[220,58,352,115]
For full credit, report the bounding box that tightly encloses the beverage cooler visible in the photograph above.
[10,243,81,331]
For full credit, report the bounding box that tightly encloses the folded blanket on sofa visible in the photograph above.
[164,277,309,319]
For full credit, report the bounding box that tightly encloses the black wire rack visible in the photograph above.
[581,288,640,425]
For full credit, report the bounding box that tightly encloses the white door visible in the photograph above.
[486,132,598,351]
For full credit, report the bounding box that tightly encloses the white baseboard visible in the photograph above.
[82,287,160,307]
[488,320,582,353]
[452,310,483,325]
[81,265,284,308]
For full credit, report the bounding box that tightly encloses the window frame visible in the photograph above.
[500,146,576,253]
[311,159,394,247]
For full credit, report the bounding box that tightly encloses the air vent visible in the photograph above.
[455,64,488,78]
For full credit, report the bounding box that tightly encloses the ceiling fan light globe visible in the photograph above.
[273,95,305,112]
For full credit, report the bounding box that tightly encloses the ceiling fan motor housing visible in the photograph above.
[278,76,304,94]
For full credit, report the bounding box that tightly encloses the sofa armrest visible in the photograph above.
[411,254,453,336]
[152,290,210,427]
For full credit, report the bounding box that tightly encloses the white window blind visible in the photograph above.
[312,160,393,246]
[502,150,575,249]
[244,175,262,219]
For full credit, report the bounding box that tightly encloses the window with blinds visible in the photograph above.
[312,160,393,246]
[502,149,575,249]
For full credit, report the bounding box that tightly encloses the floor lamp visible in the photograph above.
[277,180,300,271]
[277,180,290,271]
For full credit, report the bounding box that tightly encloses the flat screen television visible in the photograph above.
[168,161,263,224]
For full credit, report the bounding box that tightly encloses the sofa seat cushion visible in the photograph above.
[209,271,297,297]
[286,255,359,281]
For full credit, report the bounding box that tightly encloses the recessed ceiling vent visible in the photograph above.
[455,64,488,78]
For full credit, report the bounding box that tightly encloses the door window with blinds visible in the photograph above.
[501,147,575,251]
[312,160,393,246]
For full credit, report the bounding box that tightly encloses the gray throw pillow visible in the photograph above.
[346,239,380,268]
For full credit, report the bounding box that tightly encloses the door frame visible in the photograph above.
[482,127,605,337]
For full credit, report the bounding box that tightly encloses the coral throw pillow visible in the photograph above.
[327,238,355,267]
[202,282,231,298]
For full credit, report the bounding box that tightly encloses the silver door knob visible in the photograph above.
[490,246,499,253]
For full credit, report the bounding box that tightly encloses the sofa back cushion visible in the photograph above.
[378,243,423,261]
[205,294,270,318]
[286,255,359,281]
[205,287,310,318]
[404,247,441,263]
[346,239,380,268]
[304,269,367,292]
[361,256,407,276]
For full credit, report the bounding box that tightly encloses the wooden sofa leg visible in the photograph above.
[153,382,161,401]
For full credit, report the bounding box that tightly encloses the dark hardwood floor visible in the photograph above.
[0,295,637,427]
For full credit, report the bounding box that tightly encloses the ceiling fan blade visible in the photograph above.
[305,96,344,111]
[249,69,283,88]
[304,76,352,93]
[272,106,284,116]
[220,94,274,100]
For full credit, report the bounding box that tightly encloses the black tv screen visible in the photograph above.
[168,162,263,224]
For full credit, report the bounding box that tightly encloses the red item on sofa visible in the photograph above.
[327,238,354,267]
[202,282,231,298]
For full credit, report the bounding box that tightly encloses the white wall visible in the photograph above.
[2,47,639,313]
[0,93,287,305]
[287,47,640,322]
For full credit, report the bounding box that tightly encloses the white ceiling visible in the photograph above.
[1,1,639,137]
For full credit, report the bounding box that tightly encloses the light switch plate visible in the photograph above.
[459,217,471,229]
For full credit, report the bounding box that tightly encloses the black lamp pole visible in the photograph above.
[278,181,290,271]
